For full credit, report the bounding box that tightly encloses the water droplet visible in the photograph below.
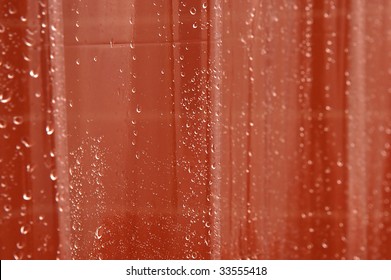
[20,225,31,235]
[29,70,39,78]
[190,7,197,15]
[46,124,54,135]
[0,24,5,33]
[93,56,98,62]
[21,137,32,148]
[136,105,141,113]
[23,37,33,47]
[0,119,6,129]
[13,252,23,260]
[192,22,198,29]
[13,116,23,125]
[3,204,12,212]
[50,170,57,181]
[1,92,12,104]
[75,58,80,66]
[8,4,17,15]
[95,226,103,240]
[23,191,32,201]
[191,252,197,259]
[16,242,25,250]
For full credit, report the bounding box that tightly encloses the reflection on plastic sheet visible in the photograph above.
[0,0,390,260]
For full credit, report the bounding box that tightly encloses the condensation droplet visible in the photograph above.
[0,119,6,129]
[50,170,57,181]
[190,7,197,15]
[13,253,23,260]
[23,191,32,201]
[95,226,103,240]
[13,116,23,125]
[8,4,17,15]
[16,242,25,250]
[20,225,30,235]
[3,204,12,212]
[29,70,39,78]
[136,105,141,113]
[1,92,12,104]
[21,137,32,148]
[46,124,54,135]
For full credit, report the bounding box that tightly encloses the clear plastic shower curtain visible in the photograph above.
[0,0,390,259]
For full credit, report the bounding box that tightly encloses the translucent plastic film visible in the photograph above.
[0,0,390,259]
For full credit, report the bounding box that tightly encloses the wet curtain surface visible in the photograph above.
[0,0,390,259]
